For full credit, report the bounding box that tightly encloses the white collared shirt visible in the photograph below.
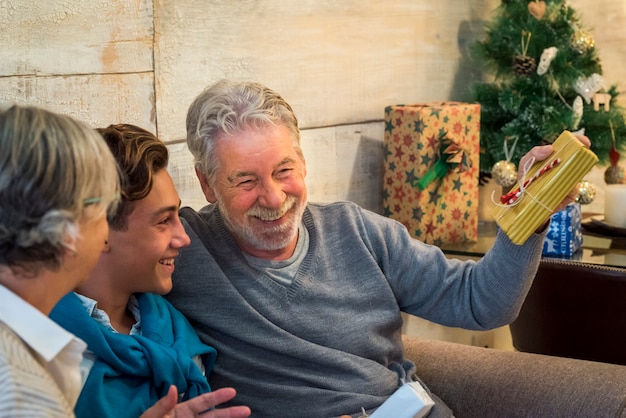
[0,285,86,407]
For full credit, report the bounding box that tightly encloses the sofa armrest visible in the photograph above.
[402,334,626,417]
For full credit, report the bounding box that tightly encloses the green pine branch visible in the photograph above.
[470,0,626,173]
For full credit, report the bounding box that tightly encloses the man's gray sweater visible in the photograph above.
[167,201,544,417]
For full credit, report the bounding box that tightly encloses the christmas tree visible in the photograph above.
[471,0,626,186]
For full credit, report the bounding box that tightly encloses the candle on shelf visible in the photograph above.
[604,184,626,227]
[604,253,626,267]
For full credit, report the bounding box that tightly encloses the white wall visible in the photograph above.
[1,0,624,214]
[2,0,625,347]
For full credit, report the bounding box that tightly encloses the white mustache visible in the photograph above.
[246,195,297,221]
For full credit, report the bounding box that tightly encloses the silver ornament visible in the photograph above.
[491,160,518,188]
[574,73,603,104]
[576,180,596,204]
[537,46,558,76]
[571,96,583,130]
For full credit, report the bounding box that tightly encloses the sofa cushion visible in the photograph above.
[402,335,626,417]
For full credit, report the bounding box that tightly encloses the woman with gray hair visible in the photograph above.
[0,104,120,417]
[0,105,247,418]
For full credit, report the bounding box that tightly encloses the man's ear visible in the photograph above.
[195,168,217,203]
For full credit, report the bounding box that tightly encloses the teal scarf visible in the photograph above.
[51,292,215,418]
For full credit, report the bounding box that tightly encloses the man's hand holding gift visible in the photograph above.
[515,134,592,233]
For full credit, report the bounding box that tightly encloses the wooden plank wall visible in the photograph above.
[0,2,156,130]
[1,0,624,214]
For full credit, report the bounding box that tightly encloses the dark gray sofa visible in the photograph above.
[403,335,626,417]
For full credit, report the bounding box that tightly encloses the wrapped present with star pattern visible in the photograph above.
[383,102,481,245]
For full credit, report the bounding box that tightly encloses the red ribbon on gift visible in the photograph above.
[500,158,561,205]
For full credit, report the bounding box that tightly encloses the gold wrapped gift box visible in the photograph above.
[491,131,598,245]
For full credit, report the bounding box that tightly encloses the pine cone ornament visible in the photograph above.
[513,55,537,76]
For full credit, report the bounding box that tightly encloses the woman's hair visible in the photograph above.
[0,105,120,275]
[186,79,303,186]
[96,124,169,231]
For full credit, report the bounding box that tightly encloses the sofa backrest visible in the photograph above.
[509,257,626,365]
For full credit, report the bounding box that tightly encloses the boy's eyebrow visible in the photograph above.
[150,200,182,218]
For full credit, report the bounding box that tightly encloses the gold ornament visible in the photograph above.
[491,160,518,188]
[571,30,595,54]
[575,179,596,205]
